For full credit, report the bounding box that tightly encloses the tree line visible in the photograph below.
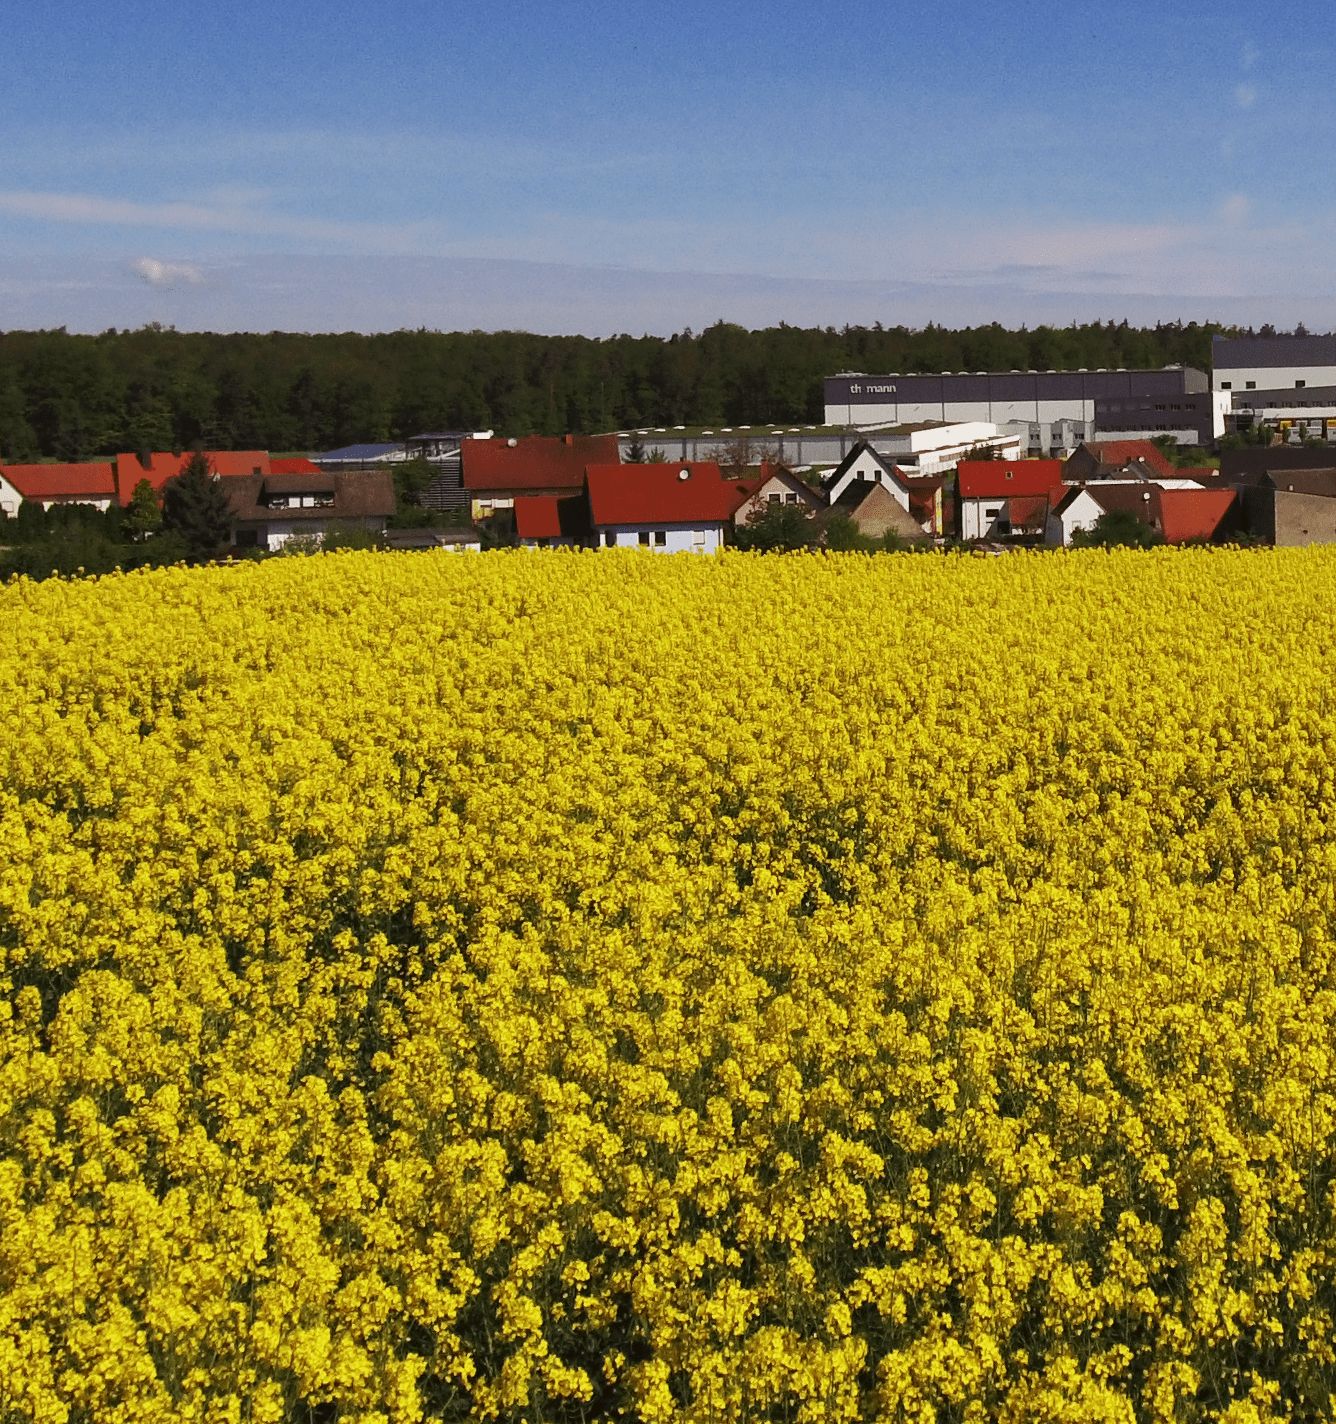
[0,320,1247,462]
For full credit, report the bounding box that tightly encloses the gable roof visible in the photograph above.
[0,461,117,502]
[514,494,590,540]
[827,480,927,539]
[462,435,621,494]
[269,457,322,475]
[114,450,272,504]
[1083,440,1176,477]
[822,440,912,499]
[1220,446,1336,482]
[1056,482,1236,542]
[1156,487,1236,542]
[226,469,395,523]
[1259,468,1336,497]
[956,459,1065,500]
[263,471,336,496]
[586,462,745,526]
[754,461,821,500]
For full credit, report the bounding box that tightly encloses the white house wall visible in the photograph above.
[960,498,1010,541]
[1047,489,1104,546]
[597,523,724,553]
[827,456,910,509]
[0,474,24,517]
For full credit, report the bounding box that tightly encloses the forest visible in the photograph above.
[0,319,1239,461]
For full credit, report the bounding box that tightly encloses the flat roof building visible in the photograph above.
[824,367,1207,455]
[1212,334,1336,395]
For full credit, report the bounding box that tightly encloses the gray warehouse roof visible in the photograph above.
[1212,334,1336,368]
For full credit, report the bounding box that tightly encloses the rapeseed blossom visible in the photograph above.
[4,547,1336,1421]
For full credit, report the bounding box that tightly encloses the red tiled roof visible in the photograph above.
[1,462,116,501]
[269,456,321,474]
[514,493,590,540]
[956,459,1065,500]
[114,450,271,503]
[461,435,621,494]
[1156,487,1236,542]
[514,495,563,539]
[1087,440,1175,477]
[1008,495,1052,530]
[586,462,745,526]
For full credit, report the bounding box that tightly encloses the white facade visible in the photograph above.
[826,453,911,508]
[595,523,725,553]
[960,498,1013,542]
[0,472,24,517]
[247,517,387,551]
[1214,364,1336,394]
[1046,488,1109,546]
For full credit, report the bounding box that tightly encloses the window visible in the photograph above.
[785,493,798,504]
[768,493,781,505]
[693,530,706,547]
[1297,380,1307,389]
[654,530,667,546]
[638,531,651,546]
[1221,381,1232,390]
[1246,381,1256,390]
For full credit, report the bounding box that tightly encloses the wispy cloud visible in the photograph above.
[0,189,434,252]
[131,257,205,287]
[1235,82,1258,110]
[1219,193,1251,226]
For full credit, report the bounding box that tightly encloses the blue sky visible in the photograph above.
[3,0,1333,334]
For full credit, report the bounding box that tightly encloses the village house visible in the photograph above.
[956,459,1066,540]
[731,461,823,526]
[1063,439,1179,483]
[1047,478,1235,546]
[825,480,927,543]
[0,462,118,515]
[461,434,621,520]
[226,469,397,550]
[113,450,271,504]
[585,461,747,552]
[1235,468,1336,546]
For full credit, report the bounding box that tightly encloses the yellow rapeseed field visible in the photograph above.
[5,547,1336,1423]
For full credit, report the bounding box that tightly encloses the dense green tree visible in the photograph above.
[732,502,818,551]
[0,320,1245,460]
[161,452,235,560]
[125,478,163,540]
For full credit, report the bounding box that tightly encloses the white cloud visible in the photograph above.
[1219,193,1251,225]
[131,257,205,287]
[1242,41,1260,70]
[1235,83,1257,109]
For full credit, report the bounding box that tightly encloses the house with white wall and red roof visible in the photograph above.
[955,459,1067,540]
[0,462,119,515]
[586,462,749,552]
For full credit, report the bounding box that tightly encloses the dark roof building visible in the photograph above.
[226,470,396,550]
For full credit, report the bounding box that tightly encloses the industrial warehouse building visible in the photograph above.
[1212,335,1336,440]
[1212,334,1336,395]
[823,366,1211,454]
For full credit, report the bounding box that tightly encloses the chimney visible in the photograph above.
[563,434,573,446]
